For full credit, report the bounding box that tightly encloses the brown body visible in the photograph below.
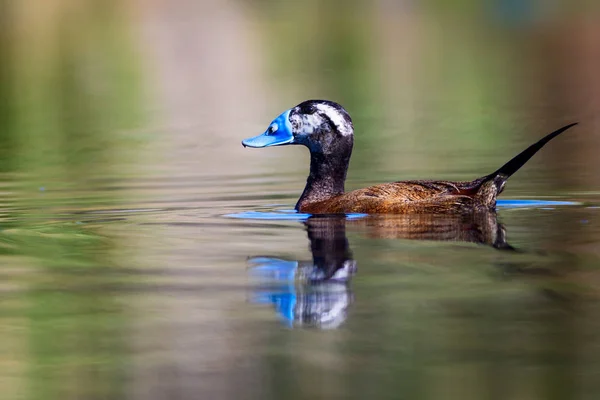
[299,178,500,214]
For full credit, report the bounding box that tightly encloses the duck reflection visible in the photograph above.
[250,216,355,329]
[355,211,513,250]
[249,210,512,329]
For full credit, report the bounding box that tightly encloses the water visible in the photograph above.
[2,1,600,399]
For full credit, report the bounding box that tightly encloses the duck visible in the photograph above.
[241,100,577,214]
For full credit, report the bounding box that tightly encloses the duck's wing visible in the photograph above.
[386,180,464,199]
[301,180,476,214]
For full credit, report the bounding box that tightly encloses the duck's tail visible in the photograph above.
[464,122,578,207]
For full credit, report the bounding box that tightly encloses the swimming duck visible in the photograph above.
[242,100,577,214]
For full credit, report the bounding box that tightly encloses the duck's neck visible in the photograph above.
[296,151,350,210]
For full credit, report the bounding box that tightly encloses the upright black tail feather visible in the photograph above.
[488,122,578,181]
[469,122,578,206]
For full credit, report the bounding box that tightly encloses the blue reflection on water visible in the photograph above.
[497,199,580,208]
[250,257,297,327]
[224,210,367,220]
[225,200,580,220]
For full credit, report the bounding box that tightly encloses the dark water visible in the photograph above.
[2,1,600,399]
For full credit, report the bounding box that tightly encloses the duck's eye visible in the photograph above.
[267,123,278,135]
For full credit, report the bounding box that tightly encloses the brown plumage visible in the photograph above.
[242,100,578,215]
[300,180,484,214]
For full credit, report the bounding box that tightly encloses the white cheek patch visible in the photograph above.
[315,104,352,136]
[300,113,323,135]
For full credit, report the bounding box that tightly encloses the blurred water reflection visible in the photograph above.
[249,211,518,329]
[0,0,600,399]
[250,216,356,329]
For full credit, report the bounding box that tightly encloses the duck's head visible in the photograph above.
[242,100,354,155]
